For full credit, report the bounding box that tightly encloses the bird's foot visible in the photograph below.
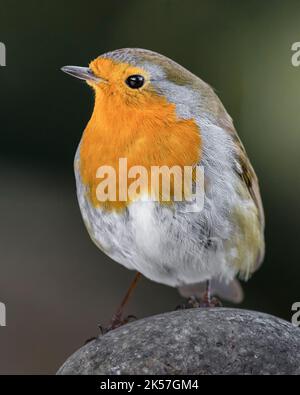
[99,314,137,335]
[200,296,223,308]
[83,314,137,344]
[176,295,222,310]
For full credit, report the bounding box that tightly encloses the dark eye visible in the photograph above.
[125,74,145,89]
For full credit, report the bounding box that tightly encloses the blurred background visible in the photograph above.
[0,0,299,374]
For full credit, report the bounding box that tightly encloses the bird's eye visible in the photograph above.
[125,75,145,89]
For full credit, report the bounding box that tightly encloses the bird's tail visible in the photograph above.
[178,278,244,304]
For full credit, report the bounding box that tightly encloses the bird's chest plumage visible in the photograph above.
[78,90,201,211]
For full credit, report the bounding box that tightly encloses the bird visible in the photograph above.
[62,48,265,329]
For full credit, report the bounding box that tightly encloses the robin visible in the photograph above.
[62,48,265,330]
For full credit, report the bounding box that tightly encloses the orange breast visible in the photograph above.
[80,86,201,211]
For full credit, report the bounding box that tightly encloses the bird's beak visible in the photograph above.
[61,66,104,83]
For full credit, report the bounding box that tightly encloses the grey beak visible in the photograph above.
[61,66,102,82]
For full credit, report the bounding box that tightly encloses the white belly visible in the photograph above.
[75,166,240,287]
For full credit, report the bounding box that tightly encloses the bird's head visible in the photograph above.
[62,48,199,116]
[61,48,223,121]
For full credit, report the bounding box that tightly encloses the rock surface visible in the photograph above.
[57,308,300,375]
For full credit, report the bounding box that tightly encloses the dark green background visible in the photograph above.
[0,0,299,374]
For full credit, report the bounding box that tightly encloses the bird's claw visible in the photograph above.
[83,314,138,344]
[176,295,222,310]
[98,314,138,335]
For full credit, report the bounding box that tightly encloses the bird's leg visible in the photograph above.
[105,272,142,332]
[201,280,222,307]
[202,279,212,306]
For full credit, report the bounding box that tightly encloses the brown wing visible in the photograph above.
[234,135,264,228]
[223,119,265,270]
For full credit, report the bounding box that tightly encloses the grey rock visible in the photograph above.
[57,308,300,375]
